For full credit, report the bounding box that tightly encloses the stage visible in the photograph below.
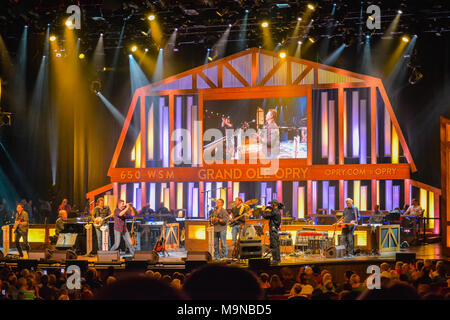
[1,243,446,270]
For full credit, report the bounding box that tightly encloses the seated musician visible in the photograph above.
[230,197,249,248]
[340,198,360,257]
[403,199,424,236]
[156,202,170,214]
[404,199,423,217]
[369,204,384,225]
[55,210,68,237]
[258,109,279,158]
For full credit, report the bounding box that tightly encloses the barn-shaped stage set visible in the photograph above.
[86,48,442,263]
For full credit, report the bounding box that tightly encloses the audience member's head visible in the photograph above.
[96,276,184,300]
[183,265,263,300]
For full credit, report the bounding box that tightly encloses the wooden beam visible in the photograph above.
[169,94,175,167]
[377,80,417,172]
[286,60,292,85]
[306,87,313,166]
[86,183,114,199]
[410,179,441,196]
[197,71,217,89]
[252,50,258,87]
[292,66,313,85]
[259,59,285,87]
[223,61,250,87]
[218,64,223,88]
[370,86,377,164]
[108,92,140,174]
[338,87,344,164]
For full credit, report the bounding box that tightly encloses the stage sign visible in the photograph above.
[109,163,410,183]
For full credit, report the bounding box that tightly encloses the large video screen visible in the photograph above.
[203,97,307,161]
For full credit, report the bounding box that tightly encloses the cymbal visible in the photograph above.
[245,199,258,205]
[209,198,218,202]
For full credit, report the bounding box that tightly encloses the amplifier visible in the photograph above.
[239,239,262,259]
[325,245,346,259]
[134,250,159,264]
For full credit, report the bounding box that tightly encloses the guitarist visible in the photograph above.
[110,200,135,256]
[340,198,360,257]
[13,203,30,258]
[209,199,229,260]
[230,197,249,248]
[92,197,113,252]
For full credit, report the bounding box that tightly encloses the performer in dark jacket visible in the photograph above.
[263,200,282,264]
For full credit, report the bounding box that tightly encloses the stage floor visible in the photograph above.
[2,243,447,268]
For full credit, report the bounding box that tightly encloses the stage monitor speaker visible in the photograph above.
[134,250,159,264]
[396,252,416,263]
[248,258,270,269]
[325,245,346,259]
[17,259,38,271]
[66,259,89,273]
[239,239,262,259]
[51,250,68,262]
[98,250,120,262]
[28,251,47,261]
[185,251,212,271]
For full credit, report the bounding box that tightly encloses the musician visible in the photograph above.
[156,202,170,214]
[209,199,229,260]
[259,109,279,158]
[110,200,135,256]
[230,197,248,247]
[58,198,72,214]
[92,197,113,251]
[262,200,282,265]
[13,204,30,258]
[55,210,67,237]
[341,198,360,257]
[404,199,424,217]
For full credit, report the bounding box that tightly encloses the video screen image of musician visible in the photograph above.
[203,97,307,161]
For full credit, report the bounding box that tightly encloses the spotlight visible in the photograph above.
[261,21,269,28]
[366,34,370,39]
[402,36,409,43]
[307,3,315,10]
[175,28,178,31]
[49,35,56,41]
[228,24,232,27]
[297,17,302,21]
[100,33,103,36]
[65,19,72,27]
[397,10,403,14]
[245,9,249,13]
[131,45,137,52]
[78,53,85,59]
[308,37,315,43]
[145,48,149,52]
[148,14,155,21]
[298,41,303,45]
[279,51,286,59]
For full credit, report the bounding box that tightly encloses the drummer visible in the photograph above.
[230,197,249,247]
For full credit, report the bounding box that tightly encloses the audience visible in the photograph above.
[0,259,447,300]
